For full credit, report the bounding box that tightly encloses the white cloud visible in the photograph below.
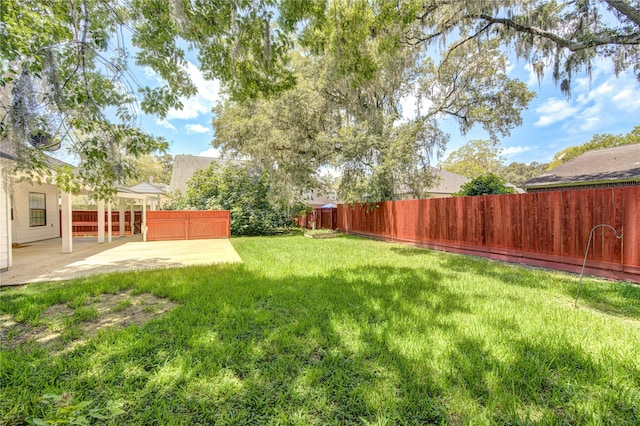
[576,81,614,105]
[198,147,221,158]
[155,119,176,130]
[534,67,640,130]
[143,66,160,81]
[501,146,531,156]
[185,123,211,134]
[576,104,603,132]
[534,98,579,127]
[612,87,640,110]
[164,62,221,121]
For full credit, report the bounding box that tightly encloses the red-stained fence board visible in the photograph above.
[623,187,640,267]
[337,187,639,282]
[146,210,230,241]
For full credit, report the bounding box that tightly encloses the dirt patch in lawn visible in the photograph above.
[0,291,177,353]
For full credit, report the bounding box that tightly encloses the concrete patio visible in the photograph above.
[0,235,242,286]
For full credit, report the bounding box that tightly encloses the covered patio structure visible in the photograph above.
[52,181,168,259]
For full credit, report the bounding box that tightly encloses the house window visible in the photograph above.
[29,192,46,227]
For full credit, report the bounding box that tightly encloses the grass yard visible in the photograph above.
[1,234,639,424]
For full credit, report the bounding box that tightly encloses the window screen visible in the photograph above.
[29,192,46,227]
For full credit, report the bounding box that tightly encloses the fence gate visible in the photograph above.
[146,211,231,241]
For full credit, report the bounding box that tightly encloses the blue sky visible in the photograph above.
[134,53,639,166]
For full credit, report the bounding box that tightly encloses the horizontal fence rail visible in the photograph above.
[337,187,640,283]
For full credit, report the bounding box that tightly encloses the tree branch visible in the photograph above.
[604,0,640,27]
[466,13,640,51]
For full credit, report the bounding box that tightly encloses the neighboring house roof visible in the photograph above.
[395,169,470,198]
[119,182,167,195]
[429,170,470,196]
[523,144,640,190]
[306,189,341,208]
[169,154,247,192]
[0,144,74,169]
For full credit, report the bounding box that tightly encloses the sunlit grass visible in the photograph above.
[1,234,639,424]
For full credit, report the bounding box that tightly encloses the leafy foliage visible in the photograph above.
[441,140,506,179]
[285,0,640,95]
[2,0,637,200]
[125,154,173,186]
[170,163,293,236]
[441,140,550,186]
[501,161,549,186]
[214,28,533,203]
[548,125,640,169]
[0,0,293,197]
[454,173,516,196]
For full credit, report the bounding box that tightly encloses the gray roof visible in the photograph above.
[395,169,470,197]
[0,143,74,169]
[429,169,470,195]
[169,155,247,192]
[523,144,640,189]
[121,182,167,195]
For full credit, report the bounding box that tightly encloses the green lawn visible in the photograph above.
[1,234,639,424]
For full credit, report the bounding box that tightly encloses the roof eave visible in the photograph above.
[524,177,640,189]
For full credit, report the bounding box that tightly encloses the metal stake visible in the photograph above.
[575,224,623,307]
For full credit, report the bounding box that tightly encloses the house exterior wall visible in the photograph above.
[11,180,60,244]
[0,160,11,270]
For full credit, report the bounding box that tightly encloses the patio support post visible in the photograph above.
[119,199,125,237]
[97,199,105,243]
[61,191,73,253]
[107,203,112,243]
[142,196,147,242]
[130,200,135,235]
[0,162,11,270]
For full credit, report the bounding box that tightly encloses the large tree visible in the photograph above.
[440,140,506,179]
[501,161,549,186]
[215,1,536,203]
[125,154,173,185]
[3,1,637,200]
[441,140,550,186]
[0,0,293,197]
[283,0,640,95]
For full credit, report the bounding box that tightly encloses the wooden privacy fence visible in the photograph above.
[62,210,142,236]
[294,208,338,230]
[146,210,231,241]
[337,187,640,283]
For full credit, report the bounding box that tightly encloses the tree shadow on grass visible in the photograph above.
[2,261,639,424]
[441,253,551,290]
[572,279,640,321]
[436,249,640,321]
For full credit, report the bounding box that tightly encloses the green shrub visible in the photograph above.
[170,163,294,236]
[454,173,516,196]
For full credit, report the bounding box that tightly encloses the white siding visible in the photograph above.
[0,161,11,270]
[12,180,60,244]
